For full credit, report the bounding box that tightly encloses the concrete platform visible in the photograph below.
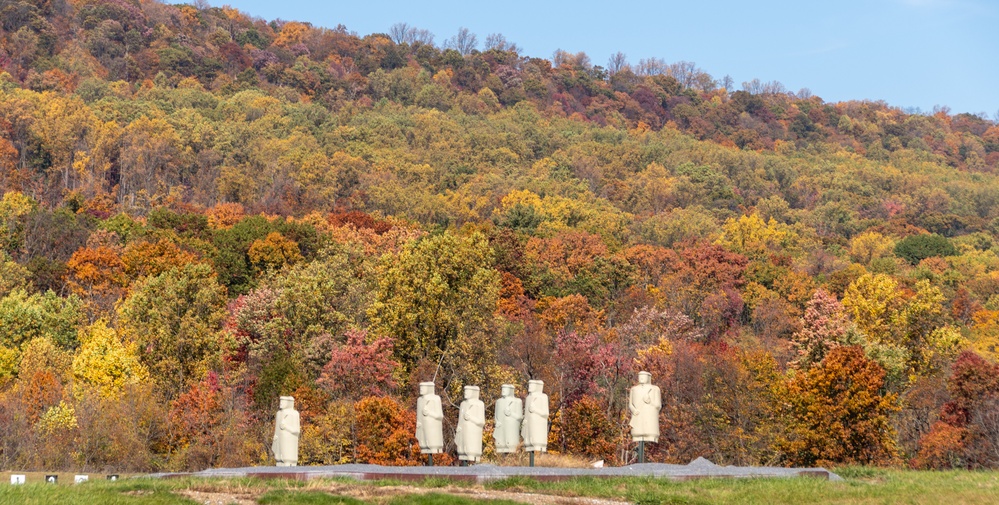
[153,457,841,483]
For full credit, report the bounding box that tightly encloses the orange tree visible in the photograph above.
[353,396,422,466]
[781,346,900,467]
[548,395,619,463]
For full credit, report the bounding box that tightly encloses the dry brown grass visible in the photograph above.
[176,478,630,505]
[485,452,596,468]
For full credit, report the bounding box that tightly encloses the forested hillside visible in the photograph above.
[3,0,999,472]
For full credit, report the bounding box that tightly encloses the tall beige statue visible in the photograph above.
[272,396,300,467]
[629,371,662,443]
[455,385,486,462]
[521,380,549,453]
[416,382,444,454]
[493,384,523,453]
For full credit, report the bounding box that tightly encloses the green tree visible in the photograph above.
[118,264,228,398]
[895,234,957,265]
[0,289,83,349]
[0,191,37,254]
[268,247,375,366]
[368,231,501,383]
[221,246,376,408]
[0,250,32,297]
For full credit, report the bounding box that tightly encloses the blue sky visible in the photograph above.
[204,0,998,116]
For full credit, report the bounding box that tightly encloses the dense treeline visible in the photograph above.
[2,0,999,472]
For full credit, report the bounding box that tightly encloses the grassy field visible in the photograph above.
[2,468,999,504]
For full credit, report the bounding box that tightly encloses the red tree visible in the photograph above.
[317,329,399,401]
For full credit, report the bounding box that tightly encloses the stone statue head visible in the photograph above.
[638,371,652,385]
[528,379,544,393]
[501,384,515,397]
[279,396,295,410]
[419,381,435,396]
[464,385,480,400]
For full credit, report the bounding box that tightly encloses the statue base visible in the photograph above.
[157,457,842,483]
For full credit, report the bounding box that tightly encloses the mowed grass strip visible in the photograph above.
[0,476,527,504]
[485,467,999,504]
[0,478,192,504]
[1,468,999,504]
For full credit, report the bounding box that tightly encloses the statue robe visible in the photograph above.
[521,391,549,452]
[628,383,662,442]
[494,396,523,453]
[417,393,444,453]
[272,407,300,466]
[455,397,485,461]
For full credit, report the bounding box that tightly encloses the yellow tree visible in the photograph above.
[281,132,337,211]
[0,251,31,297]
[716,212,802,260]
[0,191,36,254]
[77,119,122,200]
[970,309,999,361]
[841,273,904,346]
[900,280,964,375]
[843,274,961,382]
[273,21,311,48]
[849,231,896,266]
[841,273,909,383]
[118,115,185,208]
[32,93,99,193]
[71,320,149,398]
[626,162,677,214]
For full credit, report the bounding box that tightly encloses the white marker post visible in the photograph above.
[45,475,57,484]
[10,475,25,485]
[74,475,88,484]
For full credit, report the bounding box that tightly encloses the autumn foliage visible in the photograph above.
[781,346,899,467]
[317,329,399,401]
[353,396,421,466]
[911,352,999,469]
[1,0,999,473]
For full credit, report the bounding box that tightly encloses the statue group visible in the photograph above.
[416,372,660,464]
[416,380,550,463]
[272,372,662,467]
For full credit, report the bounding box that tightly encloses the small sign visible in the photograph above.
[74,475,88,484]
[45,475,57,484]
[10,475,25,485]
[106,475,119,481]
